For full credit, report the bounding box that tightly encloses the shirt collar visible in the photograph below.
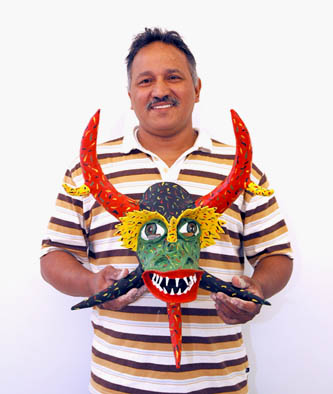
[120,126,212,155]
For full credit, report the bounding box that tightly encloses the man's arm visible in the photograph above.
[211,255,293,324]
[40,251,146,310]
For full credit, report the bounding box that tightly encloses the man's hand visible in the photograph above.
[211,275,263,325]
[89,265,146,311]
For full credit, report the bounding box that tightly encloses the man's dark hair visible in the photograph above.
[126,27,198,87]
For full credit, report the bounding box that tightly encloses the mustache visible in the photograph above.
[146,96,179,110]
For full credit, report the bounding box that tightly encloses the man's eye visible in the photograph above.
[178,221,199,237]
[141,222,166,241]
[139,78,151,85]
[168,75,181,80]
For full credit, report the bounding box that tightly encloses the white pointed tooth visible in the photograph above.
[152,273,156,282]
[183,277,189,286]
[189,276,194,286]
[177,288,182,295]
[158,284,163,292]
[175,278,180,287]
[163,287,168,294]
[192,274,197,283]
[170,288,175,296]
[158,275,163,285]
[165,277,169,287]
[183,287,189,294]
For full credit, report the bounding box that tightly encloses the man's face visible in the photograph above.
[128,42,201,137]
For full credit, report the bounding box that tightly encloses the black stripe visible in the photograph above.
[89,248,137,259]
[248,243,292,261]
[91,371,247,394]
[50,217,83,231]
[92,346,247,373]
[92,321,242,345]
[189,150,235,161]
[244,220,286,242]
[106,167,160,180]
[180,169,226,182]
[200,251,242,264]
[243,196,277,219]
[57,193,83,209]
[120,305,219,317]
[41,239,87,252]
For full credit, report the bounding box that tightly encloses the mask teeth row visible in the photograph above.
[151,273,197,296]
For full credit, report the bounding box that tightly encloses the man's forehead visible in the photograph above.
[131,42,189,74]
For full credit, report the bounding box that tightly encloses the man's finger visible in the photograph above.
[101,286,146,311]
[104,267,129,281]
[232,275,248,289]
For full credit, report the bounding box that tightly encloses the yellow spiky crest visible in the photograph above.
[115,206,225,251]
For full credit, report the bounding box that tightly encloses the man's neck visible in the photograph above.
[137,127,198,167]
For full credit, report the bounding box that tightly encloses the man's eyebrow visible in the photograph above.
[135,69,185,80]
[135,71,153,80]
[165,68,184,75]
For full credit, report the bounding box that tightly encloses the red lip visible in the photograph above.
[142,269,203,303]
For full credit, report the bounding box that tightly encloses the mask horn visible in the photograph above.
[195,109,270,213]
[63,110,140,218]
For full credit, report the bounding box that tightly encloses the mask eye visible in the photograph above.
[141,222,166,241]
[178,221,200,237]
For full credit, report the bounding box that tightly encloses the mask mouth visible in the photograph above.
[142,269,203,303]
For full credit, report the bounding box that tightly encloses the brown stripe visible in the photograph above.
[57,193,83,209]
[97,307,223,324]
[243,220,286,242]
[49,217,84,231]
[243,200,279,225]
[252,163,263,178]
[248,244,292,261]
[92,346,248,374]
[243,196,277,219]
[41,239,87,253]
[200,251,242,264]
[106,168,160,180]
[89,249,243,265]
[180,169,226,182]
[102,137,124,145]
[92,321,242,345]
[120,305,218,317]
[93,326,244,353]
[89,248,136,260]
[188,150,235,161]
[91,371,247,394]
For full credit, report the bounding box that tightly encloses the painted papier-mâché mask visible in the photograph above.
[63,109,273,368]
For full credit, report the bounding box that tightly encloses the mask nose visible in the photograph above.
[164,241,177,254]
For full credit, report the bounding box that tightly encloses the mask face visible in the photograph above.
[137,217,203,303]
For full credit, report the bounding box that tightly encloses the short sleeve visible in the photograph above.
[242,170,293,267]
[41,160,91,269]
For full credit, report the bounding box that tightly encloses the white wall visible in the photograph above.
[1,1,332,393]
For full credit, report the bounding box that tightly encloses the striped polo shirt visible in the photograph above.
[41,127,292,394]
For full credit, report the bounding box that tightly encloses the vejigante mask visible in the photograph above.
[63,109,273,368]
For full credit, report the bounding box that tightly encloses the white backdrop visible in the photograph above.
[1,1,332,393]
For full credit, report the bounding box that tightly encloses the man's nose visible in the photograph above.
[151,79,170,98]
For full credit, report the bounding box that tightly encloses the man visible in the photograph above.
[41,28,293,393]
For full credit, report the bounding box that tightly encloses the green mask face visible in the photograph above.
[137,217,203,303]
[137,218,201,271]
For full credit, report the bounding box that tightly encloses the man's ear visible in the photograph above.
[128,90,133,110]
[194,78,202,103]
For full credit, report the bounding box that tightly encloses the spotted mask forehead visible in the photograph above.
[139,182,195,221]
